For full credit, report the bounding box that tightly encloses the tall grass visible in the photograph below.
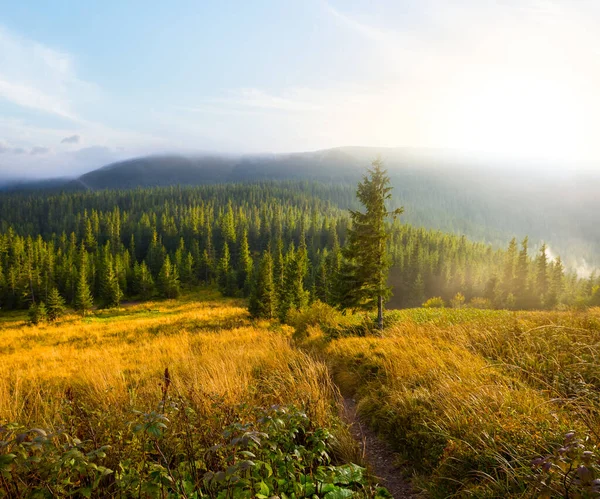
[297,304,600,497]
[1,292,380,497]
[0,292,337,430]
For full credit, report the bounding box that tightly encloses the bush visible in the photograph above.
[423,297,445,308]
[290,303,403,340]
[450,292,465,309]
[468,297,493,309]
[288,301,342,340]
[0,404,389,498]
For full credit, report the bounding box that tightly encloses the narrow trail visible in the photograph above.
[341,398,418,499]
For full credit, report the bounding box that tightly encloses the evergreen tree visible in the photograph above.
[279,242,309,321]
[502,237,517,300]
[337,159,403,328]
[535,243,549,307]
[28,301,47,325]
[133,261,155,299]
[515,237,529,308]
[46,288,66,321]
[249,251,276,319]
[546,256,565,308]
[237,229,254,296]
[273,236,285,302]
[146,231,165,277]
[217,242,237,297]
[158,255,180,298]
[100,247,122,308]
[74,266,94,315]
[412,273,425,307]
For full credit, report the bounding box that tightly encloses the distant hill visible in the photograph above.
[1,146,599,268]
[73,148,365,190]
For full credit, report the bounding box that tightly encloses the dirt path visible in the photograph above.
[341,398,418,498]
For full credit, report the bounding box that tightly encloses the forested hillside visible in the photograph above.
[3,147,598,267]
[0,182,597,315]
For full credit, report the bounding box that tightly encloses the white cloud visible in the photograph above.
[0,26,96,121]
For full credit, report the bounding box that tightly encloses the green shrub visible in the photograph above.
[450,292,465,309]
[422,297,445,308]
[468,297,493,309]
[0,404,389,498]
[288,300,342,340]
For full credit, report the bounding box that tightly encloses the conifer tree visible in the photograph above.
[158,255,180,298]
[535,243,549,306]
[104,265,123,308]
[546,256,565,308]
[46,288,66,321]
[237,229,254,296]
[217,242,237,297]
[502,237,517,299]
[74,265,94,315]
[146,231,166,277]
[249,251,276,319]
[412,273,425,307]
[220,201,237,245]
[336,158,403,329]
[133,261,155,299]
[28,301,47,325]
[273,236,285,300]
[515,237,529,308]
[100,246,122,308]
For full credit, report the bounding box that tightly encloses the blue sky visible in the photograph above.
[1,0,600,177]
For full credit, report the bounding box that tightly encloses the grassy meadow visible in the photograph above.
[3,292,600,497]
[0,292,378,498]
[294,305,600,497]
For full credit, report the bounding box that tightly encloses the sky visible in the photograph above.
[1,0,600,178]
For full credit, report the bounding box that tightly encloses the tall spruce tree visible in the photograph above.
[337,159,403,329]
[515,237,529,308]
[158,255,180,298]
[217,242,237,297]
[46,288,66,321]
[237,229,254,296]
[249,251,276,319]
[133,261,155,299]
[74,257,94,315]
[535,243,549,306]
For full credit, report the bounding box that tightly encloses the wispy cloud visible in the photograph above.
[0,27,96,121]
[30,146,50,155]
[61,134,81,144]
[0,139,27,154]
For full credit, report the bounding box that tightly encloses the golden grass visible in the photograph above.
[298,306,600,497]
[0,292,337,429]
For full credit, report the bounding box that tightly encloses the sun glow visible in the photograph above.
[428,71,587,160]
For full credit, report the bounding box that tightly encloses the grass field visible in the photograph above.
[0,292,380,498]
[2,295,600,497]
[295,305,600,497]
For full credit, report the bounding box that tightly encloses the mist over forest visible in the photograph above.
[2,146,598,270]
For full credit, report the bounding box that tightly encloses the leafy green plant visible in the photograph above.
[531,432,600,498]
[0,402,389,498]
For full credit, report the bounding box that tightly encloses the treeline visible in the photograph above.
[0,183,597,316]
